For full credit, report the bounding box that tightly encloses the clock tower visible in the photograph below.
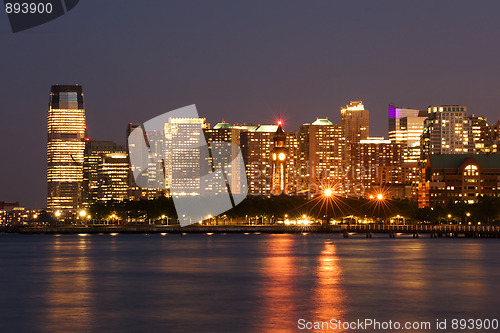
[271,122,288,195]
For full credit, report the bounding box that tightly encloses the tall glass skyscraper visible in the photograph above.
[47,85,86,210]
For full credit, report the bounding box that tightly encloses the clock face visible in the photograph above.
[272,153,277,160]
[278,152,286,161]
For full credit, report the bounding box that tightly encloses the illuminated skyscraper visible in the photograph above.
[47,85,86,210]
[341,101,369,166]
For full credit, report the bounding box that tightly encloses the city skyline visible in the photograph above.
[40,85,499,215]
[3,1,500,208]
[8,84,500,209]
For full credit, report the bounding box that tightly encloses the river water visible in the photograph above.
[1,233,499,332]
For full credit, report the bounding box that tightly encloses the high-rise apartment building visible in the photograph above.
[298,119,343,196]
[421,105,468,160]
[47,85,86,210]
[341,101,369,166]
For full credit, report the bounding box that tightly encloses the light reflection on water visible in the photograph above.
[0,234,500,332]
[43,237,93,332]
[258,235,301,332]
[312,241,345,331]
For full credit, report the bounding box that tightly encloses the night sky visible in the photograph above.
[1,0,500,208]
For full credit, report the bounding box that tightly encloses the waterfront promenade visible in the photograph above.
[2,224,500,238]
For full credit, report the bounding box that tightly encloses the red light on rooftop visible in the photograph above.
[85,138,90,141]
[274,114,286,128]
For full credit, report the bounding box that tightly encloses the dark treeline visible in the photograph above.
[88,195,500,224]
